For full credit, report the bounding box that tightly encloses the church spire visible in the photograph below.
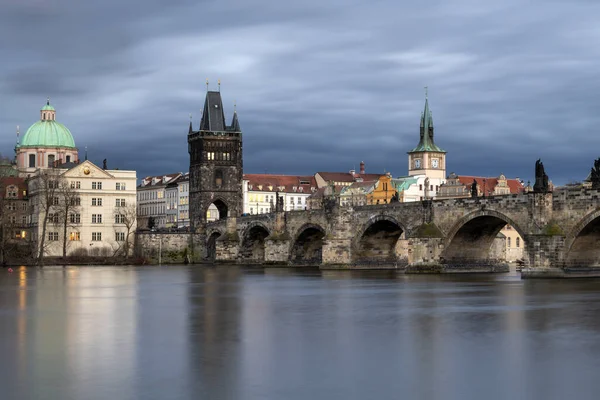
[409,89,445,153]
[188,113,193,134]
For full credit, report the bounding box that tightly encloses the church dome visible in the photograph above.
[19,100,76,149]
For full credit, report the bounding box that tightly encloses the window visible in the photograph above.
[48,180,58,189]
[92,232,102,241]
[48,213,59,224]
[115,232,125,242]
[507,237,511,247]
[92,198,103,206]
[70,197,81,206]
[116,183,126,191]
[29,154,36,168]
[419,184,423,191]
[70,181,81,189]
[69,232,81,241]
[115,214,125,224]
[92,181,102,190]
[516,237,520,248]
[66,155,71,163]
[48,155,55,166]
[115,198,126,207]
[70,213,81,224]
[92,214,102,224]
[48,232,59,241]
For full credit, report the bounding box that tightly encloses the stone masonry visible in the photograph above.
[197,188,600,274]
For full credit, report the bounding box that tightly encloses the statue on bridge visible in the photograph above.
[533,159,549,193]
[275,191,283,212]
[390,191,399,203]
[590,158,600,190]
[471,179,478,197]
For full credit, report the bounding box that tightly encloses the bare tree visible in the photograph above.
[32,169,63,264]
[56,179,81,257]
[113,202,137,257]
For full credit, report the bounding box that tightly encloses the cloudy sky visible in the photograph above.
[1,0,599,184]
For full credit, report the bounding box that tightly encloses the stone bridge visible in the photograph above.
[202,188,600,275]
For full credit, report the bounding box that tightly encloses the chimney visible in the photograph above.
[360,161,365,174]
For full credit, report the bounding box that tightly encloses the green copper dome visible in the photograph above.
[19,101,76,149]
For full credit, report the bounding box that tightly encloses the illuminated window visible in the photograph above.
[69,232,80,241]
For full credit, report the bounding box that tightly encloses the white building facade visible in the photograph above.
[28,160,137,257]
[137,173,181,229]
[243,174,317,214]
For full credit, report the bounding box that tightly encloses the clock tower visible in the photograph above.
[407,90,446,180]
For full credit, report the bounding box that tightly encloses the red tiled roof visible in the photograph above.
[0,177,27,199]
[457,176,524,195]
[317,172,382,183]
[244,174,317,194]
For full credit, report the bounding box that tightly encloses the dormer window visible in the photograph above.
[248,184,253,190]
[258,185,263,190]
[292,186,297,192]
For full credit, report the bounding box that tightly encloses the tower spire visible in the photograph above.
[408,90,445,153]
[188,113,193,134]
[218,79,221,92]
[206,79,209,92]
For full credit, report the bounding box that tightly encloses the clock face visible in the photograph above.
[432,158,439,169]
[414,159,421,169]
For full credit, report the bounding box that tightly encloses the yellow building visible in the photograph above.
[367,174,398,205]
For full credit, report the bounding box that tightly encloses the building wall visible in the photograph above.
[177,178,190,228]
[29,161,137,257]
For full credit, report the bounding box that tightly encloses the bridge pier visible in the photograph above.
[215,217,240,263]
[264,236,291,264]
[405,237,444,273]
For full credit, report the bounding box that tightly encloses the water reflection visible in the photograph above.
[1,266,600,399]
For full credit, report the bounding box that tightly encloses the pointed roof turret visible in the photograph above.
[188,114,193,134]
[229,106,242,132]
[199,91,227,132]
[409,89,445,153]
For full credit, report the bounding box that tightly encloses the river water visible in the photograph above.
[1,266,600,400]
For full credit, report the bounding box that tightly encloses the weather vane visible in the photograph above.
[206,79,209,91]
[424,86,428,99]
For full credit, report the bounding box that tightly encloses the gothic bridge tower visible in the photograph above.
[188,89,243,231]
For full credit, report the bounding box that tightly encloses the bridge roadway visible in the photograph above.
[203,188,600,275]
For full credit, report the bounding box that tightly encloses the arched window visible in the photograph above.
[214,170,223,188]
[507,237,511,247]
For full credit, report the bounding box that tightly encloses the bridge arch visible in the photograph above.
[353,214,406,265]
[239,222,271,263]
[564,208,600,268]
[289,223,326,266]
[442,209,526,268]
[206,230,222,261]
[205,197,229,221]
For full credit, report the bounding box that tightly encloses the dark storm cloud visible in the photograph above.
[2,0,600,183]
